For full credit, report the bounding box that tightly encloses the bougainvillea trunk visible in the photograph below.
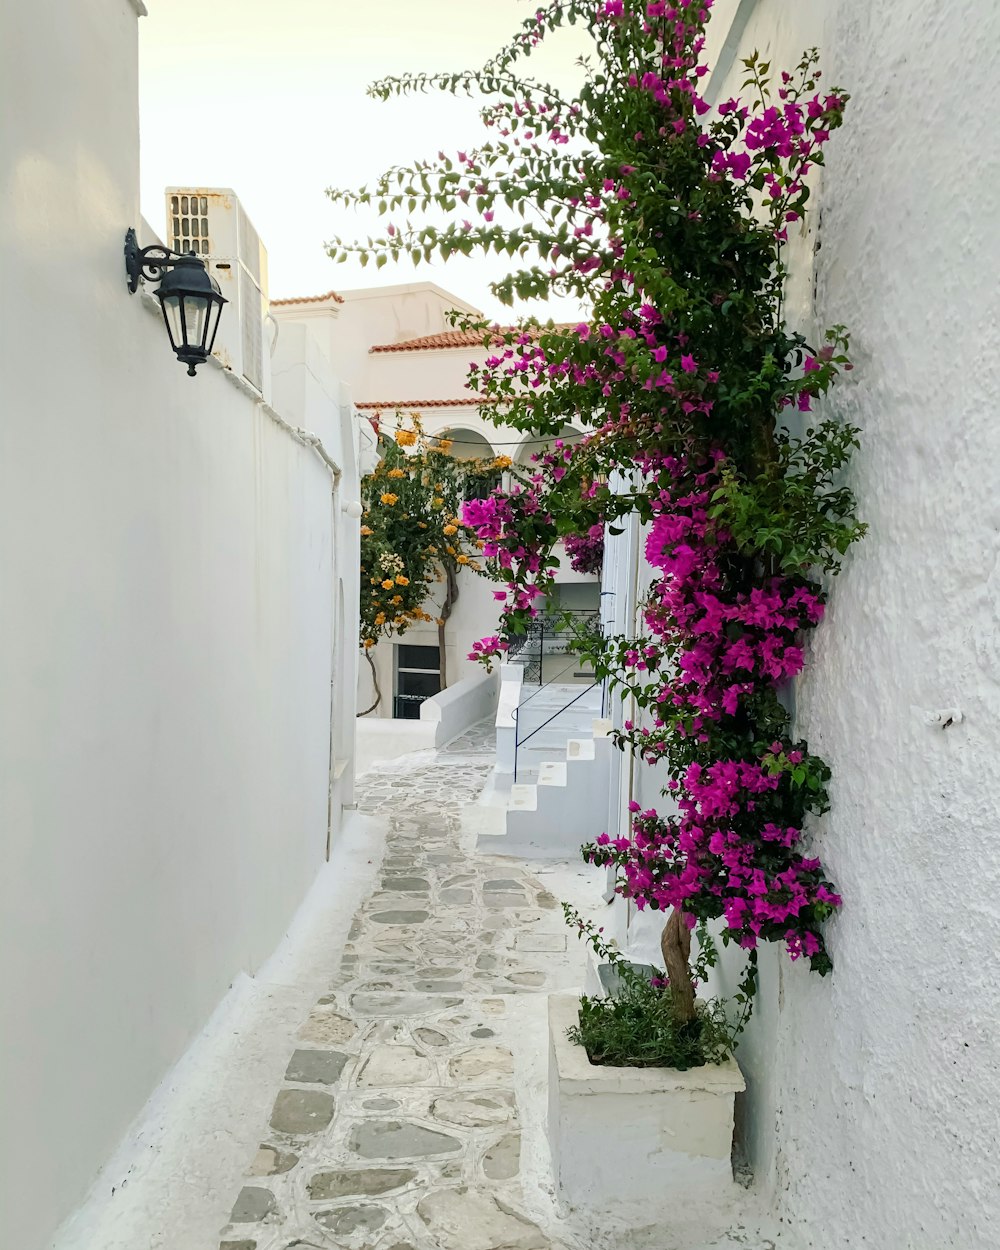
[661,908,697,1024]
[358,651,382,718]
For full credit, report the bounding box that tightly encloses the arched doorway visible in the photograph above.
[433,426,496,461]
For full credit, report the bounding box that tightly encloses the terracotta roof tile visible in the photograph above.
[355,397,497,410]
[270,289,344,306]
[369,324,570,353]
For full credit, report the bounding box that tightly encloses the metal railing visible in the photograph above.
[513,678,601,782]
[506,608,601,685]
[508,609,607,782]
[392,692,430,719]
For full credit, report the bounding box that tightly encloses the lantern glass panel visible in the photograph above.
[205,297,224,353]
[160,292,184,350]
[182,294,208,348]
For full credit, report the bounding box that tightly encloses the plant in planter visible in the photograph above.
[550,912,747,1226]
[563,905,749,1069]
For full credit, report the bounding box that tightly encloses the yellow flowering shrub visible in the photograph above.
[359,414,516,652]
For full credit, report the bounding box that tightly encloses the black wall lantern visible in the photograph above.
[124,227,227,376]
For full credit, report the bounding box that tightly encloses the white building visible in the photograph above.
[272,285,602,729]
[0,5,367,1248]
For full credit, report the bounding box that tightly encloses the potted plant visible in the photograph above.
[548,910,746,1228]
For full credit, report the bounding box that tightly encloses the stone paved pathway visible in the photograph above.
[217,721,586,1250]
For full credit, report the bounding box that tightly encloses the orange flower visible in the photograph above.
[360,525,374,536]
[457,554,469,564]
[388,467,406,479]
[443,524,458,536]
[395,575,409,586]
[380,492,398,505]
[437,438,453,453]
[493,454,512,469]
[395,429,417,447]
[363,638,375,649]
[391,595,403,605]
[381,578,395,590]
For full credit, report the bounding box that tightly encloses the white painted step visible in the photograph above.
[508,783,537,812]
[537,761,567,786]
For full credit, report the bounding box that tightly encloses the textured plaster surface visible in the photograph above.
[703,3,1000,1248]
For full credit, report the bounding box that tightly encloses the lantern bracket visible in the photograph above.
[124,227,198,293]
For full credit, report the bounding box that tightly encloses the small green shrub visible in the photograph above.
[564,906,740,1070]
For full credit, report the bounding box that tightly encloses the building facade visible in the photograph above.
[272,286,602,725]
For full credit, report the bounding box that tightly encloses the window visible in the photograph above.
[394,644,441,719]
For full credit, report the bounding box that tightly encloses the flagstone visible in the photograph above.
[229,1186,275,1223]
[448,1047,515,1083]
[269,1089,335,1135]
[349,1120,463,1159]
[284,1048,350,1085]
[415,1188,549,1250]
[482,1132,521,1180]
[357,1044,434,1086]
[430,1090,515,1128]
[249,1144,299,1176]
[308,1167,417,1199]
[313,1203,388,1236]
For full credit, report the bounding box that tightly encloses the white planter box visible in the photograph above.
[548,994,745,1223]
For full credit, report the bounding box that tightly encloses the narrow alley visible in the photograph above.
[217,722,591,1250]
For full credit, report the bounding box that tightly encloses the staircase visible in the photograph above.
[480,677,616,858]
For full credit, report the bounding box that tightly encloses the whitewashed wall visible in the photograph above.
[725,2,1000,1246]
[621,3,1000,1247]
[0,3,359,1247]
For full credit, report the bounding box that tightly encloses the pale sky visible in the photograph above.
[139,1,590,321]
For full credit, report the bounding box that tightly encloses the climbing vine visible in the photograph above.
[332,0,864,1043]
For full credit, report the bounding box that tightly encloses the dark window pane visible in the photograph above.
[398,644,440,670]
[397,670,441,699]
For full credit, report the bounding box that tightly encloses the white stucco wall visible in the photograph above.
[0,4,360,1246]
[608,4,1000,1247]
[714,3,1000,1246]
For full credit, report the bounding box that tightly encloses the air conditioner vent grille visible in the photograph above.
[168,192,210,255]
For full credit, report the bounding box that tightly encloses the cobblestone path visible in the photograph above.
[218,722,584,1250]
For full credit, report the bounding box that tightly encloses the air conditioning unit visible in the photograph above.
[164,187,269,398]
